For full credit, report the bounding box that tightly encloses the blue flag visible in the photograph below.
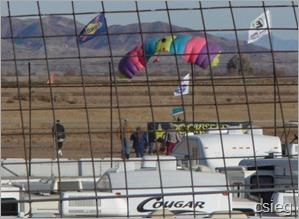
[78,13,107,44]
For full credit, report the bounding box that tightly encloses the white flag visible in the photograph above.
[174,73,190,96]
[248,10,271,44]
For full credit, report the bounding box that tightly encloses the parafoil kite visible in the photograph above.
[78,13,107,44]
[118,35,221,79]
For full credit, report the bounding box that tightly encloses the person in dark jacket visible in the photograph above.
[52,120,66,157]
[130,127,148,158]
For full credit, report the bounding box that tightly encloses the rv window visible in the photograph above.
[96,175,112,192]
[250,175,274,204]
[1,198,18,216]
[247,165,274,171]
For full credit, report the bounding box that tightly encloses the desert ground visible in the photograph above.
[1,75,298,160]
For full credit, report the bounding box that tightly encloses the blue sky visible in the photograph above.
[1,1,298,40]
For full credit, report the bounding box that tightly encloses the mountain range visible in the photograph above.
[1,16,298,76]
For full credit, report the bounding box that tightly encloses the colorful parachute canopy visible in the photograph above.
[118,35,221,79]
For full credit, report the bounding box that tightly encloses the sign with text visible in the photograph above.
[147,121,250,142]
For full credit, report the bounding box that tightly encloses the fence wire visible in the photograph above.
[1,1,298,218]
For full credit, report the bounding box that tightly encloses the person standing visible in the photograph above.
[163,123,181,155]
[148,141,154,155]
[118,118,133,159]
[52,120,66,157]
[130,127,148,158]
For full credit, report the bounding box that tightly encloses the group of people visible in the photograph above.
[52,118,182,159]
[118,119,149,159]
[118,119,182,159]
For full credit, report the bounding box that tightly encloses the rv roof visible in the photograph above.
[100,170,227,190]
[239,157,298,170]
[179,133,280,146]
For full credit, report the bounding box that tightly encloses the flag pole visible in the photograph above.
[28,63,32,176]
[109,61,113,167]
[191,64,195,123]
[268,10,277,136]
[47,73,55,176]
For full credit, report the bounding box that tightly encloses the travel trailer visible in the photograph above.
[60,156,234,217]
[239,157,298,217]
[216,157,298,217]
[238,157,298,191]
[172,127,282,171]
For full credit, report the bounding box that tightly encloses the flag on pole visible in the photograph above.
[47,73,54,85]
[78,13,107,44]
[171,107,184,116]
[248,10,271,44]
[174,73,190,96]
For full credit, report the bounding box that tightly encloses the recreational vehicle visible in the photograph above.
[216,157,298,216]
[59,156,235,217]
[238,157,298,191]
[239,157,298,216]
[94,168,232,217]
[172,128,282,171]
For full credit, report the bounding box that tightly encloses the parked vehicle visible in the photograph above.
[172,126,282,171]
[60,156,234,217]
[216,157,298,217]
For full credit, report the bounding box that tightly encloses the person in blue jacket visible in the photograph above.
[130,127,148,158]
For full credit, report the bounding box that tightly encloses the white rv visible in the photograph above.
[239,157,298,216]
[172,128,282,171]
[217,157,298,217]
[238,157,298,191]
[60,156,234,217]
[94,168,232,217]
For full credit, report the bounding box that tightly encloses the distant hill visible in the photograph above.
[213,32,298,51]
[1,16,298,76]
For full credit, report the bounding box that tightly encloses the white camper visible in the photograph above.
[216,157,298,216]
[172,128,282,171]
[59,156,233,217]
[95,168,232,217]
[238,157,298,205]
[238,157,298,191]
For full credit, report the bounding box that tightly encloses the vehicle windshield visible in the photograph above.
[96,174,111,192]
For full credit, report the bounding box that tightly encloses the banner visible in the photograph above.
[78,13,107,44]
[248,10,271,44]
[147,121,250,143]
[174,73,190,96]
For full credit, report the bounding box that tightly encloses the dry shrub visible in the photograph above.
[6,98,15,103]
[68,99,78,104]
[13,93,28,101]
[35,95,51,102]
